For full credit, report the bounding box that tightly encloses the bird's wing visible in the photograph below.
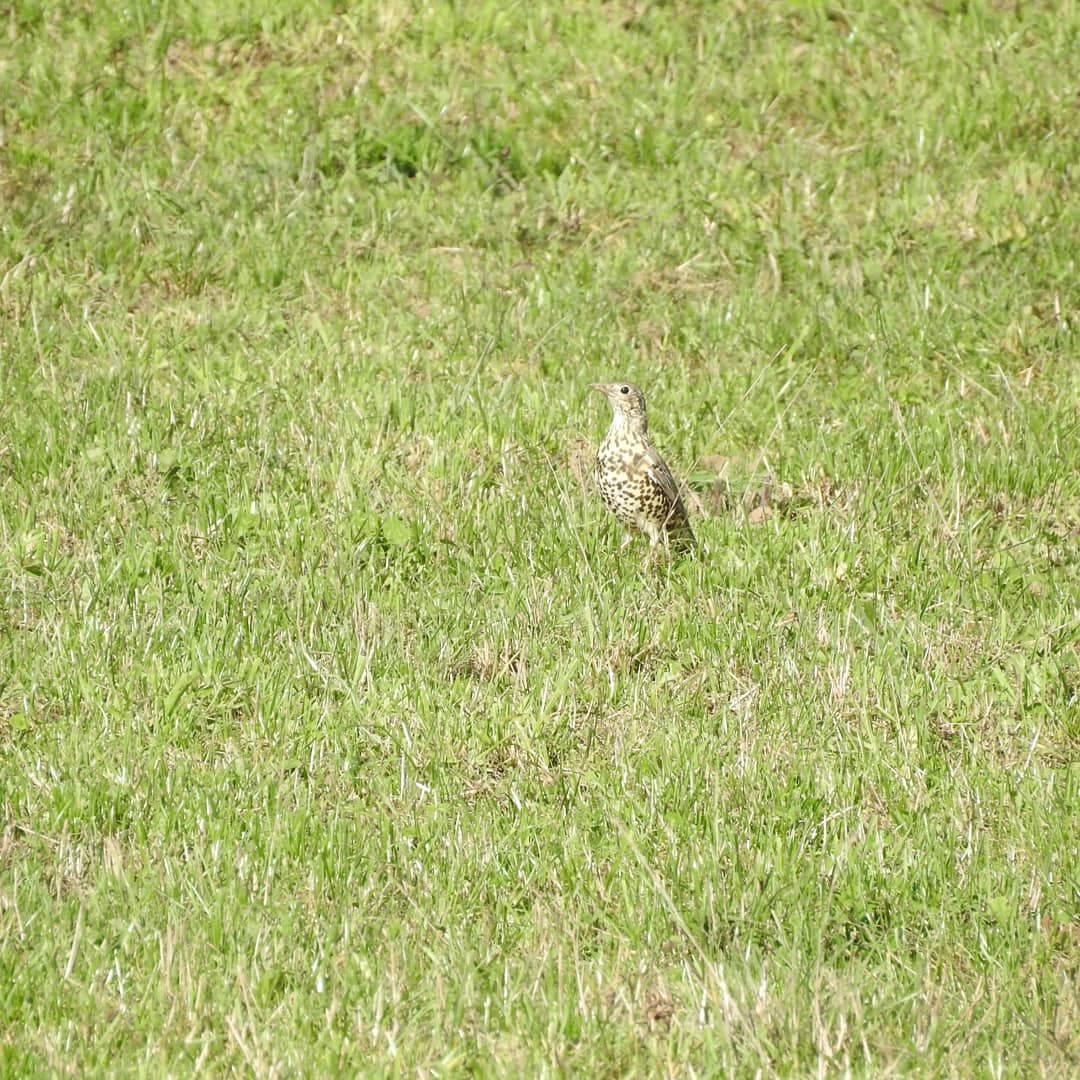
[638,447,689,515]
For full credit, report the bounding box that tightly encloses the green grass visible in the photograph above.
[3,0,1080,1074]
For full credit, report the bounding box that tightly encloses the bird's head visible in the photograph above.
[590,381,648,429]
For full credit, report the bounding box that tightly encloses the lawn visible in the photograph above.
[2,1,1079,1074]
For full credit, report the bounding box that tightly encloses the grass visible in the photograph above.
[2,0,1080,1074]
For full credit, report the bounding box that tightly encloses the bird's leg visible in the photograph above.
[645,538,671,570]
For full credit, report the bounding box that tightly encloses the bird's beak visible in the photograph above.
[589,383,606,394]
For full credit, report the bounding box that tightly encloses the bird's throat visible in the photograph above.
[610,411,647,438]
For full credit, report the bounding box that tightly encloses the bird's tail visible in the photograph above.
[666,520,697,554]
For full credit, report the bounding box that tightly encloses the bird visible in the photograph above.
[591,381,696,551]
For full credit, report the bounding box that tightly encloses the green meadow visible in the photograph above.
[2,1,1079,1074]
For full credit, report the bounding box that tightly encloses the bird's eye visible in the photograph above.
[620,385,630,395]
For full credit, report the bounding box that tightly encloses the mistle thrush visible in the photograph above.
[591,381,696,550]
